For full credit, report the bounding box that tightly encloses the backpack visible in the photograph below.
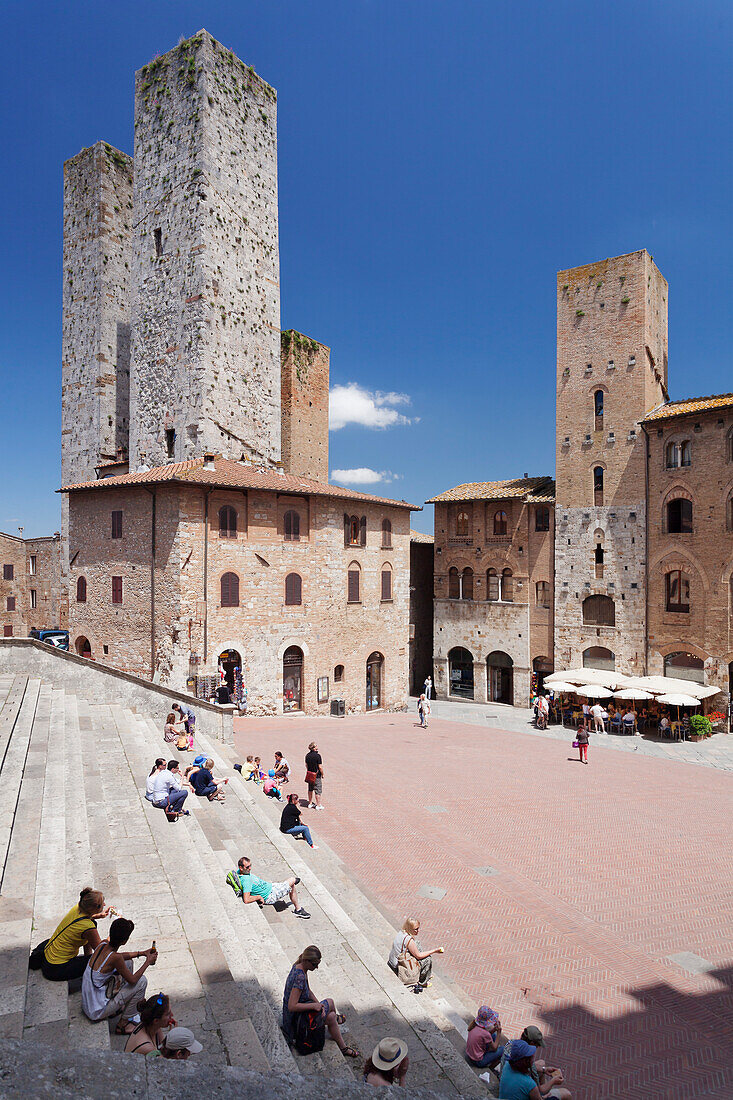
[294,1008,326,1055]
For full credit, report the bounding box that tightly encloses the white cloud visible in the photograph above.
[329,383,417,431]
[331,467,401,485]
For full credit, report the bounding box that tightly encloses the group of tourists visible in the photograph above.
[145,756,229,819]
[30,887,203,1057]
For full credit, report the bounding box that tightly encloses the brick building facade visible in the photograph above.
[409,531,434,696]
[427,249,732,707]
[0,533,67,638]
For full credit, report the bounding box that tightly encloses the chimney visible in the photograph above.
[523,472,528,479]
[203,453,216,471]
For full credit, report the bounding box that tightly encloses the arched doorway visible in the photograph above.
[217,648,241,691]
[283,646,303,712]
[532,656,553,694]
[448,647,474,699]
[664,651,704,684]
[487,651,513,704]
[75,636,92,659]
[366,652,383,711]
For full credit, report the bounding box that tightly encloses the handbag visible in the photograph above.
[305,770,317,785]
[396,935,421,986]
[572,740,579,748]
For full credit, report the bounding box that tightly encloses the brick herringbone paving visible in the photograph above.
[234,710,733,1100]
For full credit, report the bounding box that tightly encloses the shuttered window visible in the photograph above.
[111,511,123,539]
[6,597,15,611]
[218,506,237,538]
[494,511,507,536]
[111,576,123,604]
[448,567,460,599]
[347,567,360,604]
[582,595,615,626]
[284,510,300,541]
[285,572,302,605]
[221,572,240,607]
[76,576,87,603]
[381,518,392,547]
[3,564,13,581]
[381,567,392,601]
[487,569,499,601]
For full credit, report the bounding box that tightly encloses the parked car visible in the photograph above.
[29,629,69,652]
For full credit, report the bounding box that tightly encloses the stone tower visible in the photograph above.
[61,141,133,486]
[128,31,281,471]
[554,249,668,674]
[280,331,330,482]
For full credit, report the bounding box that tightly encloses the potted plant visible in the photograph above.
[689,715,713,741]
[707,711,725,732]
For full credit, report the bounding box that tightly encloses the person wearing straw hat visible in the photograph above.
[363,1037,409,1087]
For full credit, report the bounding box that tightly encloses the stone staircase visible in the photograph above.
[0,675,488,1097]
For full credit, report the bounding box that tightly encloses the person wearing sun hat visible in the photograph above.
[156,1026,203,1059]
[500,1028,571,1099]
[363,1037,410,1087]
[465,1004,504,1069]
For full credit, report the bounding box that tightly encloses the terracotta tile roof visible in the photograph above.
[426,476,555,505]
[643,393,733,422]
[410,529,434,544]
[59,456,417,510]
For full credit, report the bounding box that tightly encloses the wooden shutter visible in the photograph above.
[448,569,460,599]
[347,569,360,603]
[7,597,15,612]
[77,577,87,603]
[344,514,350,547]
[381,568,392,600]
[462,569,473,600]
[285,573,302,605]
[487,570,499,600]
[221,572,239,607]
[111,511,123,539]
[359,515,367,546]
[111,576,123,604]
[382,519,392,547]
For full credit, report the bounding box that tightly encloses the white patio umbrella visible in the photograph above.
[623,676,719,700]
[544,681,576,693]
[546,669,630,691]
[613,687,654,701]
[574,685,613,699]
[656,693,699,707]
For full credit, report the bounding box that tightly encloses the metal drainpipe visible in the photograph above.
[203,490,210,665]
[144,489,156,679]
[641,422,650,675]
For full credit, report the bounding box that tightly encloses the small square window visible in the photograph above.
[3,625,12,637]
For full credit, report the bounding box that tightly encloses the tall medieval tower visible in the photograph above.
[554,249,668,674]
[128,31,281,470]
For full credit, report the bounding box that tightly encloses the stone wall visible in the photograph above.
[128,32,281,471]
[645,409,733,694]
[409,539,434,694]
[554,250,668,675]
[0,533,66,637]
[280,332,330,483]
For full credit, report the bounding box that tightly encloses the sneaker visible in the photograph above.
[226,871,243,897]
[316,804,325,811]
[310,845,320,850]
[413,985,423,994]
[294,907,311,919]
[293,877,301,885]
[308,802,316,809]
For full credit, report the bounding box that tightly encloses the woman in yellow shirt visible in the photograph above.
[42,887,110,982]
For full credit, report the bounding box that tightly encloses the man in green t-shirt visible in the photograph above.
[227,856,310,918]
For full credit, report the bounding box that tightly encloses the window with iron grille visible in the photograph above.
[218,505,237,538]
[111,511,123,539]
[221,572,239,607]
[77,576,87,603]
[285,572,302,606]
[284,510,300,541]
[111,576,123,604]
[347,565,360,603]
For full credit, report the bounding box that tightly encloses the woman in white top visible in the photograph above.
[81,918,157,1032]
[387,917,443,991]
[145,759,166,802]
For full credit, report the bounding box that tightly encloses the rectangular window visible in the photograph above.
[111,511,123,539]
[29,555,37,575]
[3,625,12,637]
[154,227,163,257]
[3,564,13,581]
[30,590,37,609]
[381,569,392,601]
[347,569,360,604]
[665,571,689,613]
[111,576,123,604]
[165,428,175,458]
[6,597,15,612]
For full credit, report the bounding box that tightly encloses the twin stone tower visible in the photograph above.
[61,30,328,501]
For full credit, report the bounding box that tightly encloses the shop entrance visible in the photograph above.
[366,651,383,711]
[283,646,303,712]
[487,651,513,704]
[217,649,242,691]
[448,647,474,699]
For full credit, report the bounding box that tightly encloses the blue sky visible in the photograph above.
[1,0,731,536]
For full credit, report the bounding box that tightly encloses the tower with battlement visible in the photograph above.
[554,249,668,675]
[128,31,281,470]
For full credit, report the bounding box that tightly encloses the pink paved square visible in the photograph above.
[235,710,733,1099]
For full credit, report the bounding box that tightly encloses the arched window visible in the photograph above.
[285,572,302,606]
[582,594,615,626]
[536,581,550,608]
[381,518,392,548]
[667,498,693,533]
[680,440,691,467]
[501,568,513,601]
[594,543,604,579]
[347,562,361,603]
[448,567,460,599]
[728,428,733,463]
[456,512,469,537]
[726,492,733,532]
[284,510,300,541]
[218,505,237,538]
[494,511,507,536]
[344,514,364,546]
[334,664,344,683]
[665,570,690,613]
[486,568,499,601]
[221,572,239,607]
[76,576,87,603]
[381,564,393,601]
[583,646,615,671]
[664,651,704,684]
[593,466,604,506]
[594,389,604,429]
[666,442,679,469]
[535,506,550,532]
[462,567,473,601]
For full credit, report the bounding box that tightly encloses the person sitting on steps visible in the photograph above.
[273,750,290,782]
[39,887,112,982]
[282,945,359,1058]
[227,855,311,918]
[81,917,157,1032]
[124,992,176,1056]
[152,1026,203,1059]
[146,759,166,802]
[466,1005,505,1071]
[363,1037,410,1087]
[500,1028,571,1100]
[263,770,283,800]
[189,757,228,802]
[150,759,190,818]
[387,917,444,993]
[280,793,319,849]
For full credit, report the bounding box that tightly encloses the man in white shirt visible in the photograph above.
[590,703,606,733]
[150,759,189,815]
